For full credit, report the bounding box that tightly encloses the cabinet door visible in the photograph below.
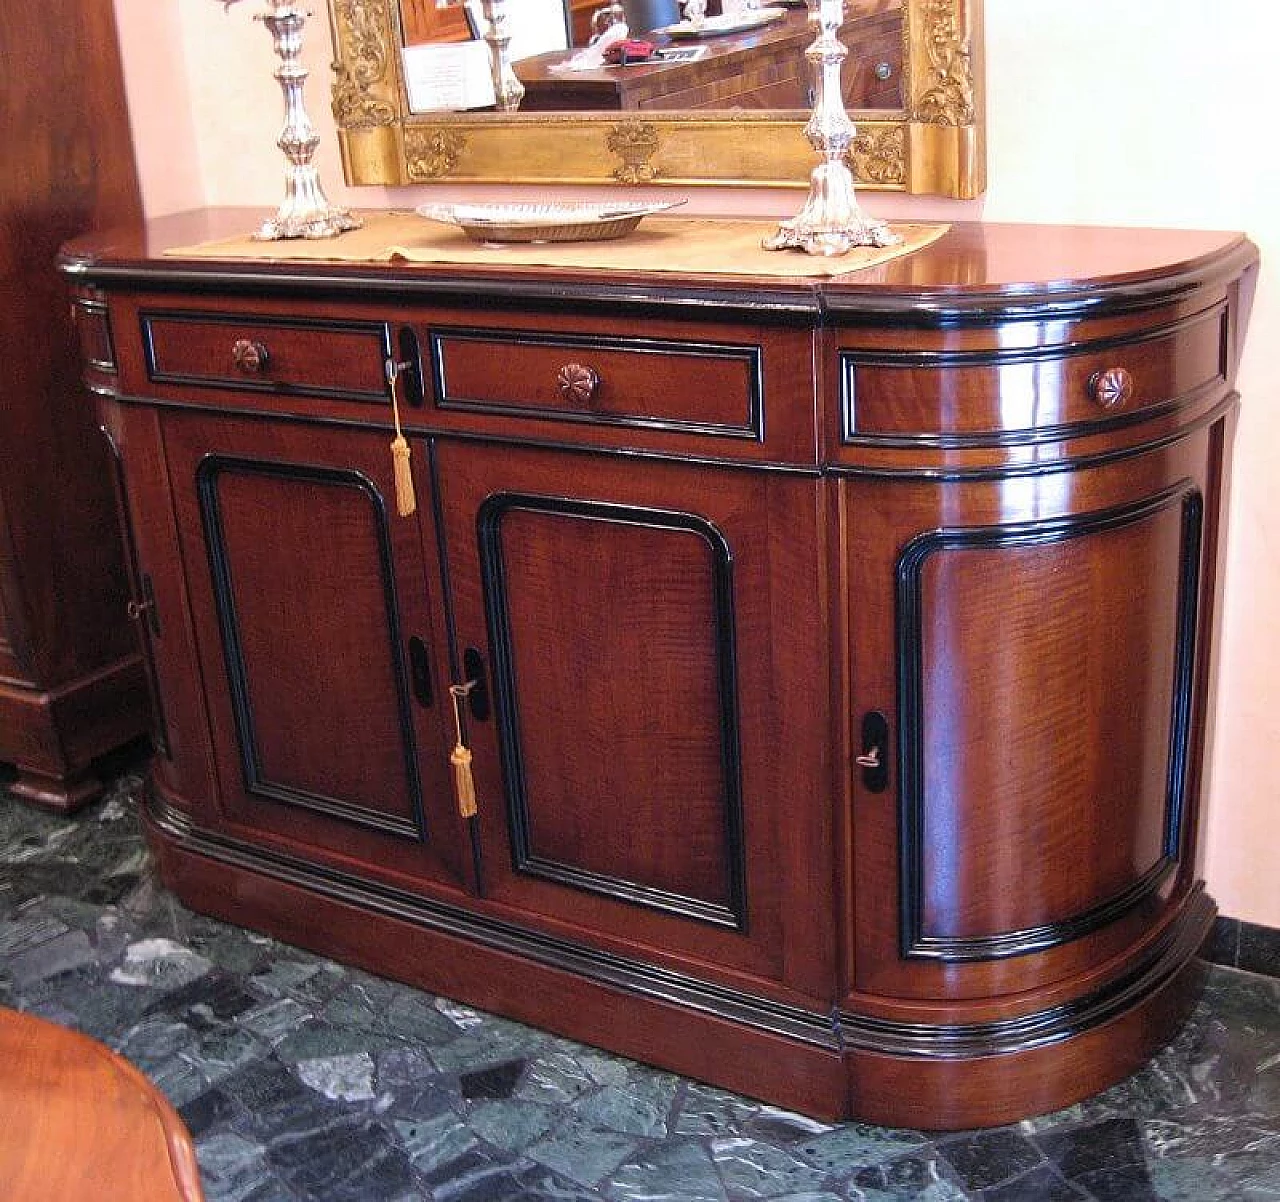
[437,442,832,997]
[163,412,470,893]
[841,433,1222,1004]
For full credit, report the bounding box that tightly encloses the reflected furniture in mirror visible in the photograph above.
[328,0,983,195]
[516,7,903,114]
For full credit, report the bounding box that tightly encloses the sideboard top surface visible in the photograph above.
[60,210,1257,323]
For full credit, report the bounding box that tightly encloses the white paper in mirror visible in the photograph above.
[403,40,496,112]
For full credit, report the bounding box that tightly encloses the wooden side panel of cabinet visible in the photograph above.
[160,413,472,895]
[438,441,834,1001]
[98,404,220,819]
[841,429,1222,1008]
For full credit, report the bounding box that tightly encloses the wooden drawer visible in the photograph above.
[430,326,764,443]
[840,304,1227,446]
[141,310,391,403]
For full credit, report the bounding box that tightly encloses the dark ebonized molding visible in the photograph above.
[196,453,427,842]
[425,442,487,891]
[430,326,765,443]
[145,786,831,1050]
[74,297,117,373]
[894,483,1204,962]
[841,887,1215,1058]
[820,239,1257,327]
[144,785,1215,1064]
[476,491,749,932]
[828,394,1240,483]
[140,310,393,403]
[112,394,822,479]
[98,424,170,760]
[60,257,826,324]
[62,237,1258,331]
[840,304,1228,450]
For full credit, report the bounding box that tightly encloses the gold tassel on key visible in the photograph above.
[390,434,416,518]
[385,358,417,517]
[450,742,478,818]
[448,681,479,819]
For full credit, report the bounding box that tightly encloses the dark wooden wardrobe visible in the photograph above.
[0,2,150,809]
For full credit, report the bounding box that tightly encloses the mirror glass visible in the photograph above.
[327,0,983,197]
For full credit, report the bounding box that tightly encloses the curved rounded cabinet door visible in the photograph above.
[840,428,1223,1007]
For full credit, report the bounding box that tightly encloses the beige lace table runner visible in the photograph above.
[163,213,949,279]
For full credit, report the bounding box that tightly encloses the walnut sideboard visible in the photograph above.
[61,212,1258,1128]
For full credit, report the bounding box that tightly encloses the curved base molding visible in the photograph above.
[144,792,1213,1128]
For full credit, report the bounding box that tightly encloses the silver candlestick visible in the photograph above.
[251,2,361,240]
[765,0,899,256]
[480,0,524,113]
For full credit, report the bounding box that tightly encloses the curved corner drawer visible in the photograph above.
[141,311,390,403]
[431,326,764,443]
[841,304,1228,447]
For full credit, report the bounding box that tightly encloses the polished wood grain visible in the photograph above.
[141,312,389,400]
[433,326,758,431]
[0,0,149,808]
[844,301,1226,440]
[62,212,1258,1128]
[437,440,830,988]
[162,413,473,894]
[0,1008,205,1201]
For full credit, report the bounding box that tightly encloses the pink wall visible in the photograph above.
[113,0,1280,927]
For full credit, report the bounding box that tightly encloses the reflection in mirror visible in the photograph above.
[326,0,984,196]
[399,0,904,114]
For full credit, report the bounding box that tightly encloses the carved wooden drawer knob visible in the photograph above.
[556,362,600,405]
[232,338,270,374]
[1088,366,1134,409]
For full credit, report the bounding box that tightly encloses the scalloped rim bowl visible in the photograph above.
[414,199,687,244]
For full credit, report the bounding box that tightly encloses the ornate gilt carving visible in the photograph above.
[606,122,661,185]
[405,128,466,179]
[851,125,907,186]
[330,0,397,129]
[911,0,976,126]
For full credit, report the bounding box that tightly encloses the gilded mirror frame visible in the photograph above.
[328,0,984,198]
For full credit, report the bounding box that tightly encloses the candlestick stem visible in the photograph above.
[765,0,899,255]
[253,2,361,240]
[480,0,524,113]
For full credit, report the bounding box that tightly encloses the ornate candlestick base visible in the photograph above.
[765,0,899,256]
[765,162,900,256]
[254,2,361,240]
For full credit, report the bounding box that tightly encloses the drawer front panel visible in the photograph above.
[842,305,1227,445]
[432,328,764,442]
[142,311,390,402]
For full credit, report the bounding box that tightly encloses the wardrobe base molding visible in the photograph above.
[0,655,150,812]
